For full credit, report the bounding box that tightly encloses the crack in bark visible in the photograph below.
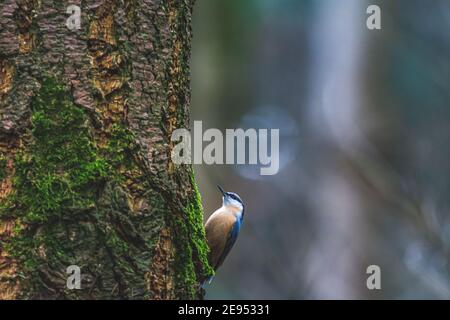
[15,0,39,54]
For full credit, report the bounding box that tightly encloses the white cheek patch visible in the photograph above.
[224,198,236,206]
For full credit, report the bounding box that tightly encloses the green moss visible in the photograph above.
[0,77,112,293]
[172,169,214,298]
[188,172,214,278]
[12,77,109,224]
[0,76,148,297]
[1,75,211,298]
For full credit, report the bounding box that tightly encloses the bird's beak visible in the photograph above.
[217,185,226,196]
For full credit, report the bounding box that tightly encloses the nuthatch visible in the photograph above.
[204,186,244,278]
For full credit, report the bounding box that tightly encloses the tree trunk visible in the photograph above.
[0,0,212,299]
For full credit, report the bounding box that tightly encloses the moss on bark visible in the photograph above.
[0,0,209,300]
[171,171,214,298]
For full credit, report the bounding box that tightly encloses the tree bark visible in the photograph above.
[0,0,212,299]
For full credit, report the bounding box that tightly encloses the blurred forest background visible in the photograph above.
[190,0,450,299]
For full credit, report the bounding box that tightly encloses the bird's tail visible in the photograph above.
[200,275,215,289]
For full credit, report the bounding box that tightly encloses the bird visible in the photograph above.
[204,185,244,283]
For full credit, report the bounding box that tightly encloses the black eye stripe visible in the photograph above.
[227,193,242,204]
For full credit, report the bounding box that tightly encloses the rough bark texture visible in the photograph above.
[0,0,212,299]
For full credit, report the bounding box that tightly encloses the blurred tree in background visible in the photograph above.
[192,0,450,299]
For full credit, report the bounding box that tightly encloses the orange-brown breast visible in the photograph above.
[204,209,237,270]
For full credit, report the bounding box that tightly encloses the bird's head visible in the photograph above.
[217,185,244,216]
